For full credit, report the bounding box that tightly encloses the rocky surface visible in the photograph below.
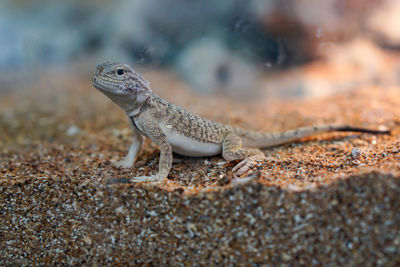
[1,67,399,265]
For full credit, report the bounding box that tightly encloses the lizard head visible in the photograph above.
[92,62,152,116]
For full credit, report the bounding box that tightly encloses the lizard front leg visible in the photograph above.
[129,122,172,183]
[222,132,267,177]
[116,123,144,168]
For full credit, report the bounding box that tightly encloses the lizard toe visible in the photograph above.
[129,174,167,183]
[233,155,270,177]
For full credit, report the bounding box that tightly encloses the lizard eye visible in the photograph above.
[116,68,125,76]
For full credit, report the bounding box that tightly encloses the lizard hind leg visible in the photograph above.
[222,133,267,177]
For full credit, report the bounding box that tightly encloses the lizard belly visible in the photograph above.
[164,130,222,157]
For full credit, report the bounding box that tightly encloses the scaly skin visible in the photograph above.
[92,62,390,183]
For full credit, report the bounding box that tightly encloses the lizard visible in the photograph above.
[92,62,390,183]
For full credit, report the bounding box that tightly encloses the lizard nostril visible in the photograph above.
[96,65,104,75]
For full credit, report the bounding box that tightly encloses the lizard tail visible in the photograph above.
[240,124,391,148]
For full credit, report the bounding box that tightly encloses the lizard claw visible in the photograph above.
[233,155,269,177]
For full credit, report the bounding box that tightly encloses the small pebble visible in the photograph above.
[66,125,80,136]
[351,147,362,159]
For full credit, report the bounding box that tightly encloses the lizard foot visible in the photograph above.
[233,155,270,177]
[129,174,167,184]
[115,157,135,169]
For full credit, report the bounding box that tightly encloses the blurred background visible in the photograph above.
[0,0,400,98]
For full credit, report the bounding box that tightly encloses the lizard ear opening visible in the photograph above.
[125,89,151,117]
[136,87,151,103]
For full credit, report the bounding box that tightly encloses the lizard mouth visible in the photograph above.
[92,75,125,93]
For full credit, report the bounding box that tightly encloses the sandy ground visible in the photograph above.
[0,61,399,264]
[1,67,399,192]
